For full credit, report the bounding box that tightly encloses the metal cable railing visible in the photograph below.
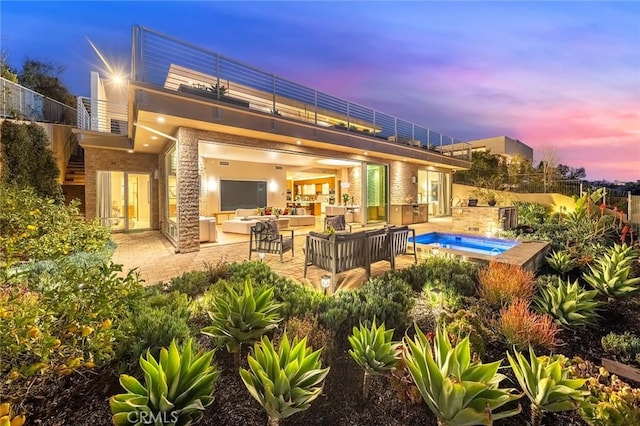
[1,77,77,125]
[131,26,472,161]
[76,97,128,135]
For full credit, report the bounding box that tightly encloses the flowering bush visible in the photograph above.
[0,185,111,269]
[0,260,144,380]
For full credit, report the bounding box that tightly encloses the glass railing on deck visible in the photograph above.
[76,97,128,135]
[131,26,471,161]
[1,77,77,125]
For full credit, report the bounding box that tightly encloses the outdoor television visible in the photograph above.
[220,180,267,211]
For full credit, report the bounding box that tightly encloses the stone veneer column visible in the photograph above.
[389,161,419,204]
[176,128,200,253]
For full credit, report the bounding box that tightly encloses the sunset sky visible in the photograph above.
[2,1,639,181]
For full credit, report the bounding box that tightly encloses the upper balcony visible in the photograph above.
[129,26,471,163]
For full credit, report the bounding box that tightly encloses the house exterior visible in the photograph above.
[465,136,534,163]
[74,26,471,253]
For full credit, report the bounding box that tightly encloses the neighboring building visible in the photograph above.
[466,136,533,163]
[74,26,471,253]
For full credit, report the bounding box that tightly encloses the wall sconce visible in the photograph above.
[411,175,417,184]
[320,275,331,295]
[258,252,265,262]
[153,169,160,179]
[269,180,278,192]
[208,177,217,192]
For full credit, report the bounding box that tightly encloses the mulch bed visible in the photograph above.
[5,298,639,425]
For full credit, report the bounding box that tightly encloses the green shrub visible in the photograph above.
[568,357,640,426]
[276,315,334,362]
[534,277,601,329]
[393,257,478,296]
[438,305,495,357]
[166,270,212,296]
[201,278,281,369]
[421,283,464,311]
[546,250,576,274]
[508,348,588,426]
[228,260,279,284]
[320,275,414,333]
[110,338,219,426]
[601,332,640,364]
[125,292,192,362]
[583,243,640,299]
[269,275,328,319]
[513,201,547,225]
[348,319,401,398]
[240,333,329,426]
[0,185,110,269]
[0,121,61,200]
[403,325,522,424]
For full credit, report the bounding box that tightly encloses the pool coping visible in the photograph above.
[412,233,550,272]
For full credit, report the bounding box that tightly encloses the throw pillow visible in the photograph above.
[326,214,346,231]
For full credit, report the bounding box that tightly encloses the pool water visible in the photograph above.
[409,232,519,256]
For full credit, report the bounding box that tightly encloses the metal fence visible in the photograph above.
[1,77,77,125]
[505,174,583,197]
[131,26,471,161]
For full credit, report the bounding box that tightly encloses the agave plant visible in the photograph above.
[546,250,575,274]
[0,403,25,426]
[348,319,402,398]
[507,347,588,426]
[583,243,640,300]
[240,333,330,426]
[110,338,219,426]
[403,325,522,425]
[534,277,601,329]
[202,278,281,369]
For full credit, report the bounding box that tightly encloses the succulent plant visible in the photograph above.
[240,332,330,426]
[348,319,402,398]
[110,338,219,426]
[403,325,522,425]
[546,250,576,274]
[0,403,25,426]
[202,278,281,369]
[583,243,640,299]
[534,277,601,329]
[508,347,589,426]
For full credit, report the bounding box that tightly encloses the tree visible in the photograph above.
[18,58,75,107]
[0,50,18,83]
[453,150,508,189]
[557,164,586,180]
[0,120,62,200]
[536,148,560,193]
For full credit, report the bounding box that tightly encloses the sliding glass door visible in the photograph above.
[97,171,151,231]
[365,163,388,223]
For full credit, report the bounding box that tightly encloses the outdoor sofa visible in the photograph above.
[303,225,417,291]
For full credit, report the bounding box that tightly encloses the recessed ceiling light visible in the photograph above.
[151,136,158,140]
[317,159,361,167]
[296,140,301,145]
[156,116,165,123]
[363,151,368,156]
[143,143,149,147]
[127,149,134,153]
